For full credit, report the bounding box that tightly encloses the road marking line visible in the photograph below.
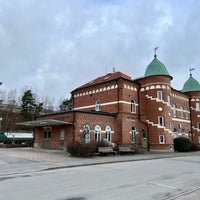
[149,182,177,189]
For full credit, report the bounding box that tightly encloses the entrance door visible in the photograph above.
[59,129,65,150]
[43,128,52,149]
[142,132,148,149]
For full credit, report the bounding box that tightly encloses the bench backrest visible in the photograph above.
[119,146,132,151]
[98,147,113,152]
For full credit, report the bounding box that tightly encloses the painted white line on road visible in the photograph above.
[165,187,200,200]
[149,182,177,189]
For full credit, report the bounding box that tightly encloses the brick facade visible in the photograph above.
[33,62,200,151]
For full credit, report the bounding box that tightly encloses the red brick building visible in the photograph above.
[21,54,200,151]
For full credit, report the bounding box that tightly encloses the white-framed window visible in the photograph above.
[198,136,200,144]
[196,103,200,111]
[95,100,101,111]
[94,125,101,142]
[180,106,184,118]
[169,121,172,131]
[131,127,136,143]
[167,95,171,105]
[185,108,189,119]
[173,104,176,117]
[173,128,178,138]
[60,129,65,140]
[182,129,186,137]
[158,116,164,126]
[157,91,163,100]
[159,135,165,144]
[44,127,51,140]
[105,126,112,143]
[82,124,90,143]
[198,122,200,131]
[131,99,136,113]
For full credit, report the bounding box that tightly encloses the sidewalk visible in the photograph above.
[1,147,199,174]
[0,147,200,199]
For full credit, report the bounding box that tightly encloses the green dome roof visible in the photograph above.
[145,56,170,77]
[182,75,200,93]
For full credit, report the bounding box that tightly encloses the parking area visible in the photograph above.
[0,147,67,162]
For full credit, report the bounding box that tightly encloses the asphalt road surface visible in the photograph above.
[1,155,200,200]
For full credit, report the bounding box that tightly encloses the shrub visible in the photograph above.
[191,142,200,151]
[174,137,192,152]
[67,142,97,157]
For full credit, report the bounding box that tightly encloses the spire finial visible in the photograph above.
[154,46,159,58]
[189,67,195,77]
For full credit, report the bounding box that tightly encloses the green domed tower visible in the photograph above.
[182,73,200,93]
[144,55,171,78]
[137,49,173,151]
[181,69,200,146]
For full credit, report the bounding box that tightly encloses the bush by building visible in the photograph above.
[174,137,192,152]
[67,141,109,157]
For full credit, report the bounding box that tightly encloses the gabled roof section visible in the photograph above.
[75,71,132,90]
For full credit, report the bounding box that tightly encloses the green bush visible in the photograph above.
[67,142,97,157]
[174,137,192,152]
[191,142,200,151]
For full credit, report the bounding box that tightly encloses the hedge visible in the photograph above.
[174,137,192,152]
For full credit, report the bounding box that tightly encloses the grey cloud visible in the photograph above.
[0,0,200,107]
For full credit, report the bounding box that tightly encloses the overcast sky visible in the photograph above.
[0,0,200,107]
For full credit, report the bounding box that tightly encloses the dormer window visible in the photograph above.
[95,100,101,111]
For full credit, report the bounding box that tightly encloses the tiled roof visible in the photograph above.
[76,71,132,90]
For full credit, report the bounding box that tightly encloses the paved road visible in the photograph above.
[0,148,200,200]
[1,154,200,200]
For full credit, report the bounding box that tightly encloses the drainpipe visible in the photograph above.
[189,97,193,142]
[138,85,150,151]
[147,122,150,151]
[72,111,75,143]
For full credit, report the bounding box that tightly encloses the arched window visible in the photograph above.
[131,127,137,143]
[182,129,186,137]
[196,103,200,111]
[95,100,101,111]
[105,126,112,143]
[131,99,136,113]
[158,116,164,126]
[173,127,178,138]
[180,106,184,118]
[185,108,189,119]
[167,95,171,105]
[173,104,176,117]
[82,124,90,143]
[94,125,101,142]
[157,91,163,100]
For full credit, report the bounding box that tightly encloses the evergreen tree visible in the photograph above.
[20,90,43,121]
[59,98,72,111]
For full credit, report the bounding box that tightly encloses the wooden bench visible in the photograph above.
[98,147,116,156]
[118,146,134,155]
